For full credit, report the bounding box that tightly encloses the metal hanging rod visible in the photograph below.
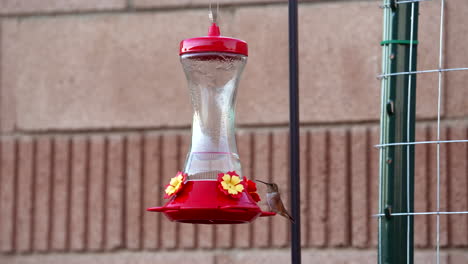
[288,0,301,264]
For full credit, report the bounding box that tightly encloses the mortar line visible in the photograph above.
[2,117,468,138]
[83,136,91,251]
[65,137,72,251]
[29,138,37,251]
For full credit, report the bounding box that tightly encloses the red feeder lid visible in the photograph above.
[179,23,248,56]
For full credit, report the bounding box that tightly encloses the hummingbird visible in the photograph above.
[256,180,295,223]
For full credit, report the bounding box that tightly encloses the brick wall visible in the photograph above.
[0,0,467,263]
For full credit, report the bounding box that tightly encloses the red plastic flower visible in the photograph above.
[244,177,261,202]
[218,171,245,199]
[164,171,187,199]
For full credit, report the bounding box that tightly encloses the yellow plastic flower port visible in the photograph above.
[217,171,245,198]
[164,171,187,199]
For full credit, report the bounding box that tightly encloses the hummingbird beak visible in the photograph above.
[255,179,270,185]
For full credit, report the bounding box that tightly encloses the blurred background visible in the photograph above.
[0,0,467,263]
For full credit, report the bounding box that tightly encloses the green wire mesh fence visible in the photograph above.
[377,0,468,263]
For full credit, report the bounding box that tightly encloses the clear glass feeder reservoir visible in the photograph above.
[182,51,244,178]
[147,22,275,224]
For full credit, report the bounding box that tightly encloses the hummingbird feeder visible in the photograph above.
[147,9,275,224]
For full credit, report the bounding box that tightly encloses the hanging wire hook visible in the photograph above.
[209,1,219,24]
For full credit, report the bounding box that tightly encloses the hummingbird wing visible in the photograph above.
[270,193,295,224]
[277,201,295,224]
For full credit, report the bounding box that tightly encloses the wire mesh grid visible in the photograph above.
[376,0,468,263]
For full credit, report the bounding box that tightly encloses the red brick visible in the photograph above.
[141,134,160,250]
[32,137,52,252]
[309,129,328,247]
[350,127,369,248]
[445,71,468,119]
[2,1,458,135]
[160,134,178,249]
[16,137,34,252]
[414,126,430,248]
[178,133,197,249]
[105,135,125,250]
[214,224,232,249]
[297,3,388,122]
[50,137,70,251]
[235,3,401,125]
[0,0,127,15]
[179,221,198,249]
[69,136,88,251]
[233,131,253,248]
[445,0,468,118]
[415,72,440,119]
[213,126,233,251]
[87,135,105,251]
[251,131,271,248]
[414,0,444,120]
[299,130,310,247]
[447,126,468,246]
[197,224,215,249]
[233,6,288,126]
[328,129,350,247]
[125,134,143,250]
[271,131,289,248]
[0,2,420,134]
[2,12,208,131]
[369,126,380,247]
[0,20,17,133]
[0,138,16,252]
[428,126,449,247]
[178,133,191,167]
[416,1,441,71]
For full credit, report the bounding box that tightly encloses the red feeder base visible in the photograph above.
[147,181,275,224]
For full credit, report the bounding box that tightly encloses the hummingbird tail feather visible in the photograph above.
[281,211,295,224]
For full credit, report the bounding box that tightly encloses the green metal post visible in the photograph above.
[379,1,419,264]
